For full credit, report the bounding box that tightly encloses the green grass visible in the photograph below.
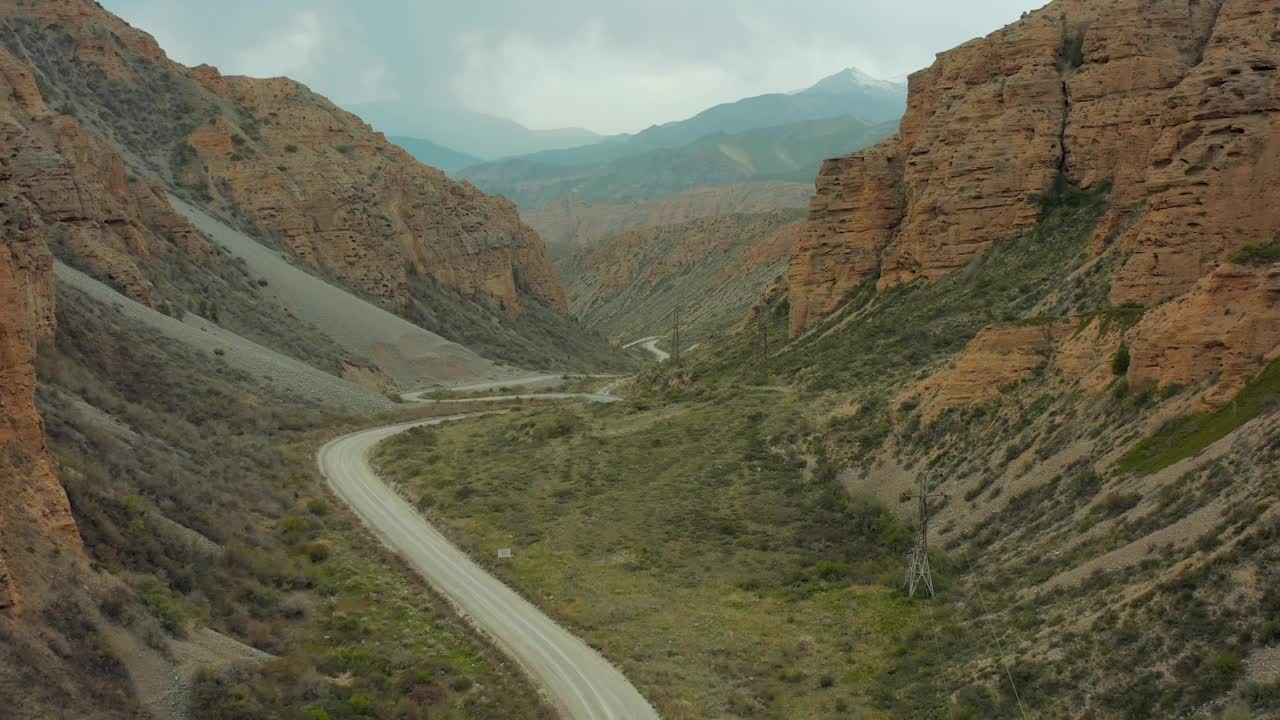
[39,290,550,720]
[1117,357,1280,475]
[375,389,931,719]
[1230,237,1280,266]
[191,517,548,720]
[703,186,1111,410]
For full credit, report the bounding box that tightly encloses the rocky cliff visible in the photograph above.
[788,0,1279,410]
[0,0,566,315]
[0,140,84,616]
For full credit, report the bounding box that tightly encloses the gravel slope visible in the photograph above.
[56,262,391,414]
[170,197,513,389]
[318,392,657,720]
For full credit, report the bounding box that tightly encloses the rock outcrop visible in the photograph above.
[904,323,1070,422]
[789,0,1279,336]
[0,186,84,615]
[0,45,210,307]
[788,0,1280,411]
[788,145,903,332]
[0,0,568,316]
[180,66,566,313]
[1128,262,1280,406]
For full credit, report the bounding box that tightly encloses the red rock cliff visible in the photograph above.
[0,0,567,315]
[0,166,84,616]
[789,0,1277,336]
[787,0,1280,409]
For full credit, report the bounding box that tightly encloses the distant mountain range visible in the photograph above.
[348,102,602,160]
[389,136,481,173]
[371,66,905,174]
[491,67,907,170]
[459,114,898,207]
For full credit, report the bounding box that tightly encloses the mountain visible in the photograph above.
[388,135,481,173]
[461,115,897,208]
[0,0,632,374]
[526,181,814,256]
[347,101,602,160]
[625,66,906,152]
[481,66,907,171]
[557,210,805,341]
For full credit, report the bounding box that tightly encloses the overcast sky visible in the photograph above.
[101,1,1046,134]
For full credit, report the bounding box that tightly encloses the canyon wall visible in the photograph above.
[790,0,1277,329]
[0,0,566,315]
[788,0,1279,408]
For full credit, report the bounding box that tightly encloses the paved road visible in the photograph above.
[318,390,657,720]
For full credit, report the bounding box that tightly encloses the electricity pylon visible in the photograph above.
[904,474,947,598]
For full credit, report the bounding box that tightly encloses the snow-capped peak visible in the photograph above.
[841,67,904,92]
[802,66,907,96]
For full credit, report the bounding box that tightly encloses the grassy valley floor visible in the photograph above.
[374,386,938,718]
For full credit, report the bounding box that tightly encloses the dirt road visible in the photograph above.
[317,390,657,720]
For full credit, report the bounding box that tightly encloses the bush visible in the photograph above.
[1230,238,1280,266]
[1112,343,1131,376]
[132,574,188,635]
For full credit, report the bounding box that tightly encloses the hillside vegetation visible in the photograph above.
[557,210,804,342]
[375,188,1280,719]
[32,288,554,720]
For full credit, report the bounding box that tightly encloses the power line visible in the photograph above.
[961,548,1029,719]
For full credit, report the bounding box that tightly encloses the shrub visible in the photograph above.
[1230,237,1280,266]
[132,574,188,635]
[1112,343,1131,376]
[1060,32,1086,68]
[285,144,299,153]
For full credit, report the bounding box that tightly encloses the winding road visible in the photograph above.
[622,336,670,362]
[317,381,657,720]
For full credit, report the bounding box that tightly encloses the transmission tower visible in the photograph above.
[904,474,947,598]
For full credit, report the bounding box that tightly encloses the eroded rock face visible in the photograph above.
[904,323,1071,422]
[788,143,903,333]
[1108,0,1280,305]
[787,0,1280,337]
[0,0,568,316]
[1129,263,1280,406]
[0,191,84,614]
[178,66,566,313]
[0,47,210,307]
[905,314,1141,423]
[786,0,1280,411]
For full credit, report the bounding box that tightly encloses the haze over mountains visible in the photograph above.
[388,65,906,172]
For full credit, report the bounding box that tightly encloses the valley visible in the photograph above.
[2,0,1279,719]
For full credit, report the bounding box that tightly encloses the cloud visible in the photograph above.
[230,10,324,78]
[102,0,1049,134]
[453,20,740,133]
